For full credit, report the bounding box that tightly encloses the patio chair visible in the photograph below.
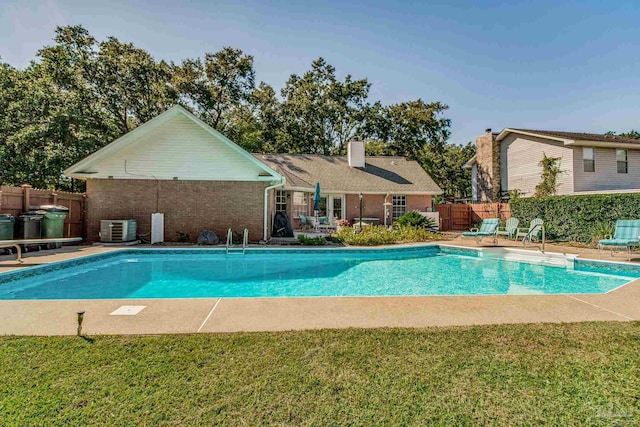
[496,218,519,240]
[598,219,640,261]
[317,217,338,232]
[298,214,313,231]
[516,218,544,242]
[461,218,499,244]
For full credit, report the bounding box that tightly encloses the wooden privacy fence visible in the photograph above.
[435,203,510,231]
[0,184,86,238]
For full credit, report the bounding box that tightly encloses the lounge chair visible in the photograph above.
[462,218,499,244]
[598,219,640,260]
[496,218,519,240]
[516,218,544,242]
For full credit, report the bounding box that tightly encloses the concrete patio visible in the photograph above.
[0,239,639,336]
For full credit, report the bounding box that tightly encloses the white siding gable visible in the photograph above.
[84,114,269,181]
[500,133,574,196]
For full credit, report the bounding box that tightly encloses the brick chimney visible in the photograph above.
[475,128,500,201]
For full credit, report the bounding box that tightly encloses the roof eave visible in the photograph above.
[462,155,477,169]
[64,105,284,182]
[496,128,572,144]
[566,140,640,149]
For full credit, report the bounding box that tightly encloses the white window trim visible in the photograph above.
[392,195,406,220]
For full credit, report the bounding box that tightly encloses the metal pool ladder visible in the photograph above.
[522,223,545,252]
[226,228,248,254]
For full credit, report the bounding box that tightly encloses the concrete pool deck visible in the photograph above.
[0,240,639,336]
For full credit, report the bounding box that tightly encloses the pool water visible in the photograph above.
[0,247,638,300]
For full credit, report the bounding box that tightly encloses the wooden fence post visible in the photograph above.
[52,192,58,206]
[21,184,31,212]
[82,194,87,240]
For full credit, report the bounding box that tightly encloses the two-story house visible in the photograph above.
[463,128,640,201]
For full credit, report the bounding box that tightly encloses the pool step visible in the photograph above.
[481,248,577,268]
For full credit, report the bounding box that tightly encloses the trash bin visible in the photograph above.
[34,205,69,249]
[17,214,42,239]
[0,214,14,240]
[37,205,69,239]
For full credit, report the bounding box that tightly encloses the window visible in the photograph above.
[275,190,287,212]
[292,192,307,217]
[392,195,406,220]
[617,149,628,174]
[583,147,595,172]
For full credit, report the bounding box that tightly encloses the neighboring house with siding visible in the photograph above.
[65,105,441,242]
[463,128,640,201]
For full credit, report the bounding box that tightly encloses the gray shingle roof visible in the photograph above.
[510,129,640,145]
[253,154,442,194]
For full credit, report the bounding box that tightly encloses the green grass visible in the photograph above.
[1,322,640,425]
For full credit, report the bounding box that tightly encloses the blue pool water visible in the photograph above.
[0,246,639,300]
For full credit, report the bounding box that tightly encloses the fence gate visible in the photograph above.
[435,204,470,231]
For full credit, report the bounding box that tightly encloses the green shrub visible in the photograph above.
[396,211,427,227]
[510,193,640,243]
[591,222,614,243]
[395,211,438,231]
[332,225,440,246]
[297,235,326,245]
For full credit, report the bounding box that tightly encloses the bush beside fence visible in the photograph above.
[510,193,640,242]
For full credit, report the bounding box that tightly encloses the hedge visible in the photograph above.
[509,193,640,242]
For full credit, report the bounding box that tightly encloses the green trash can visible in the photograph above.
[0,214,14,240]
[36,205,69,239]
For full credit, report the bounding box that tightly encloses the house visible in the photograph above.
[463,128,640,201]
[65,105,442,242]
[256,151,442,230]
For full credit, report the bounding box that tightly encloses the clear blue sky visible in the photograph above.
[1,0,639,144]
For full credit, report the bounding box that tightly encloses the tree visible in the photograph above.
[226,82,282,153]
[173,47,255,132]
[277,58,371,154]
[368,99,451,160]
[92,37,177,134]
[424,142,475,199]
[535,153,564,197]
[606,130,640,139]
[0,26,456,193]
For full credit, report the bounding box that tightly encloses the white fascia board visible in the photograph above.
[64,105,284,182]
[462,155,477,169]
[496,128,572,144]
[177,106,282,180]
[566,140,640,150]
[64,106,182,177]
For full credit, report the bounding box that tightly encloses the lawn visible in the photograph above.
[1,322,639,426]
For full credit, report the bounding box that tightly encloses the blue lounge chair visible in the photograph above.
[598,219,640,260]
[462,218,500,244]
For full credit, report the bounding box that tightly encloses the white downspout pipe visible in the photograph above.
[264,179,285,242]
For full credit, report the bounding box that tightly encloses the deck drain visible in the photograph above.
[110,305,146,316]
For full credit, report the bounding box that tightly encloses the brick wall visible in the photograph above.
[345,194,433,224]
[475,129,501,201]
[86,179,269,243]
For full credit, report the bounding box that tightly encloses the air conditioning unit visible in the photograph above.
[100,220,137,243]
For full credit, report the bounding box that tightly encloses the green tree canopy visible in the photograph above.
[0,25,466,196]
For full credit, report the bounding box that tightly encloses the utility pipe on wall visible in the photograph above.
[264,180,285,242]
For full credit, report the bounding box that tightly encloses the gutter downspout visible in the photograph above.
[264,179,285,242]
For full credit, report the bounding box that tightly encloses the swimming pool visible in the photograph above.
[0,246,638,300]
